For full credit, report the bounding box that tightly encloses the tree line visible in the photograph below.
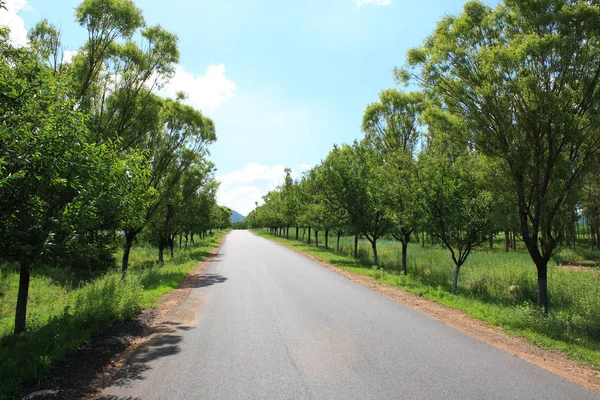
[0,0,231,334]
[247,0,600,313]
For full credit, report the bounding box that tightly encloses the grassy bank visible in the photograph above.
[0,231,227,399]
[253,229,600,369]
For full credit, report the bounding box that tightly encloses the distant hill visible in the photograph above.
[231,210,246,223]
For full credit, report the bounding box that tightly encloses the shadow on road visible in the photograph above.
[179,272,228,290]
[98,322,189,395]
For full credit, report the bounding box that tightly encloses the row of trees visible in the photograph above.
[0,0,229,334]
[248,0,600,313]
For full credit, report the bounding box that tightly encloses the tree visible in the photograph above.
[362,89,424,274]
[321,142,393,266]
[401,0,600,311]
[120,96,216,272]
[0,31,146,333]
[411,108,493,292]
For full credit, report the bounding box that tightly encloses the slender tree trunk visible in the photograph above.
[512,231,517,251]
[179,234,182,249]
[535,261,549,312]
[14,261,31,334]
[287,226,289,239]
[421,231,425,248]
[504,230,509,252]
[488,233,493,250]
[451,263,461,293]
[401,240,408,275]
[371,239,379,266]
[336,232,341,252]
[315,231,319,247]
[169,236,175,258]
[296,226,299,240]
[191,233,195,245]
[185,233,189,247]
[122,229,137,275]
[308,227,311,244]
[354,235,358,258]
[158,242,164,265]
[325,229,329,249]
[302,227,306,241]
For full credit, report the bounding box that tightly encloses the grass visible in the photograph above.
[253,229,600,369]
[0,230,227,400]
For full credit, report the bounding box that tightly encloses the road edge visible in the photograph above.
[87,232,229,399]
[251,230,600,394]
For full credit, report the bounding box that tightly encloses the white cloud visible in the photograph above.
[161,64,237,112]
[356,0,391,7]
[62,49,78,64]
[216,163,300,216]
[299,164,312,170]
[0,0,33,47]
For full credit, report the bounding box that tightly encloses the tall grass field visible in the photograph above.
[254,229,600,369]
[0,231,227,400]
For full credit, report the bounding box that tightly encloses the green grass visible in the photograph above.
[0,230,227,400]
[254,229,600,369]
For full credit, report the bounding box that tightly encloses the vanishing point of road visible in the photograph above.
[100,230,598,400]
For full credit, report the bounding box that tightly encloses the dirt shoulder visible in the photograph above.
[20,234,228,400]
[257,233,600,395]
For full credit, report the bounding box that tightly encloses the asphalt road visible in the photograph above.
[100,230,598,400]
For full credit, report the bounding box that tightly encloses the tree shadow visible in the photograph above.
[179,273,228,289]
[105,326,185,389]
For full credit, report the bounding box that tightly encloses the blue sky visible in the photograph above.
[3,0,497,216]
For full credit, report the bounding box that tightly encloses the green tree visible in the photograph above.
[0,31,146,333]
[411,108,493,292]
[401,0,600,311]
[362,89,424,274]
[321,142,393,266]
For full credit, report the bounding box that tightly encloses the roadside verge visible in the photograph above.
[19,232,229,400]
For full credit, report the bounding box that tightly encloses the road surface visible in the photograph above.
[100,230,598,399]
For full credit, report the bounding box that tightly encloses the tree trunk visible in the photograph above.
[336,232,341,252]
[451,263,461,293]
[325,229,329,249]
[179,234,182,249]
[122,229,137,275]
[488,233,493,250]
[371,239,379,267]
[315,231,319,247]
[158,242,165,265]
[401,240,408,275]
[504,230,509,252]
[169,236,175,258]
[536,261,549,312]
[14,261,31,334]
[512,231,517,251]
[308,227,311,244]
[296,226,299,240]
[191,233,195,245]
[421,231,425,247]
[354,235,358,258]
[286,226,289,239]
[185,233,189,247]
[302,228,305,241]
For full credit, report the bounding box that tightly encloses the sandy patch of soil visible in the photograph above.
[260,234,600,395]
